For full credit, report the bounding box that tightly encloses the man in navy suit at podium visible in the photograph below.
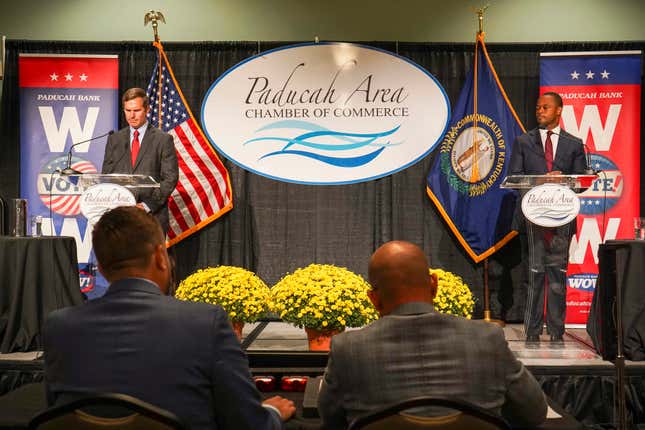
[509,92,587,343]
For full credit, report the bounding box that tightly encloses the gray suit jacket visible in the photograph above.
[318,302,547,429]
[43,278,282,430]
[102,125,179,233]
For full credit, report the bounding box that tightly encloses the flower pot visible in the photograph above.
[305,327,342,351]
[231,321,245,340]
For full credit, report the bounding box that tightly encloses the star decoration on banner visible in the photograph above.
[586,70,595,79]
[570,70,580,80]
[46,71,93,82]
[601,69,610,79]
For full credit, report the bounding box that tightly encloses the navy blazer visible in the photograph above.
[509,128,587,176]
[508,128,587,232]
[102,126,179,233]
[43,279,282,430]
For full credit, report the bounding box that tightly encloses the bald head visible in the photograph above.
[368,241,436,315]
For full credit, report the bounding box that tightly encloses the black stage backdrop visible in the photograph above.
[1,40,643,322]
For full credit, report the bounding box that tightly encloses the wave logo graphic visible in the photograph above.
[526,208,575,222]
[245,120,400,168]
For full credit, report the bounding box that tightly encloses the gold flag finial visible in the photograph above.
[476,4,489,35]
[144,10,166,42]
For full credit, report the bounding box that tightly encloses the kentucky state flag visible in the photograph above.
[426,33,524,262]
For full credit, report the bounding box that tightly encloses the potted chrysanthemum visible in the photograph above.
[430,268,475,318]
[175,266,272,338]
[271,264,379,350]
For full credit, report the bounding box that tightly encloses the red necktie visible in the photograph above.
[131,130,140,167]
[544,130,554,247]
[544,130,553,172]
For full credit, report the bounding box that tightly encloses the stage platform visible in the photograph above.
[1,323,644,429]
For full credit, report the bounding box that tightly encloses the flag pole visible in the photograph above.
[145,10,166,128]
[474,5,504,327]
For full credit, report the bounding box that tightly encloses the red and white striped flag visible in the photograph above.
[147,41,233,246]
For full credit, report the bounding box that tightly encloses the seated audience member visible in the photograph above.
[318,241,547,429]
[43,206,295,430]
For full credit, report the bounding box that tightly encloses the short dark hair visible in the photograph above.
[92,206,164,276]
[541,91,563,107]
[122,87,149,108]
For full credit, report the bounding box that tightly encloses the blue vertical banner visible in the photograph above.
[426,33,524,262]
[19,54,119,298]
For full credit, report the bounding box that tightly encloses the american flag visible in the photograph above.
[147,42,233,246]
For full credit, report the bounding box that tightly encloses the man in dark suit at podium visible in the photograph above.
[509,92,587,343]
[102,87,178,235]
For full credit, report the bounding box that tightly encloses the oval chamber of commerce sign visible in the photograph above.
[521,183,581,228]
[201,42,450,185]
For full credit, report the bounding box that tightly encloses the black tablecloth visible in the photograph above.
[0,382,583,430]
[0,236,84,353]
[587,240,645,361]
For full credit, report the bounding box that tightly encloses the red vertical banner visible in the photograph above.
[540,51,642,324]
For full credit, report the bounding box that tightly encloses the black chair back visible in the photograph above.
[348,396,511,430]
[28,392,187,430]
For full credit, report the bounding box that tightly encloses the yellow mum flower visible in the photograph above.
[430,268,475,318]
[174,266,271,323]
[270,264,378,331]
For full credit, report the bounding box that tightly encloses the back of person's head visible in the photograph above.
[92,206,169,291]
[367,241,437,316]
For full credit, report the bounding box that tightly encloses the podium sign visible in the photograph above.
[521,184,580,228]
[62,173,159,224]
[79,184,136,224]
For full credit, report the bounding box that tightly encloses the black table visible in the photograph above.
[0,236,84,353]
[0,382,584,430]
[587,240,645,361]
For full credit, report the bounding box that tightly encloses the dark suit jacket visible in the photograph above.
[509,128,586,176]
[318,302,547,429]
[43,279,282,430]
[102,126,179,233]
[508,128,587,232]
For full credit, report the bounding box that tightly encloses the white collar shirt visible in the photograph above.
[539,125,560,159]
[129,122,149,149]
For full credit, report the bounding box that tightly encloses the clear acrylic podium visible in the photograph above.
[64,173,161,192]
[60,173,161,223]
[500,174,597,191]
[500,173,597,338]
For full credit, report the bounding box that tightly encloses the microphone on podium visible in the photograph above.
[58,130,114,175]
